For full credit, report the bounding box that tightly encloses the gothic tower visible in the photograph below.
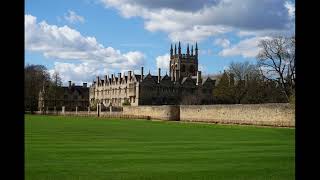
[169,42,199,82]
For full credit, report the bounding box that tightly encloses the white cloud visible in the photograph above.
[214,38,230,48]
[119,43,154,47]
[219,36,271,58]
[100,0,294,42]
[236,28,295,38]
[199,49,213,55]
[285,1,295,19]
[49,62,106,86]
[101,0,220,12]
[169,25,232,43]
[156,53,170,71]
[64,10,85,24]
[25,14,145,84]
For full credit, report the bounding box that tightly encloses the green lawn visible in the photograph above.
[25,115,295,180]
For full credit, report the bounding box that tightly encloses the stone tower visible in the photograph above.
[169,42,198,81]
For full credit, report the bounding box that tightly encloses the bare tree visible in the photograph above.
[51,71,63,108]
[24,64,51,113]
[228,61,259,103]
[228,61,258,81]
[257,36,295,101]
[52,71,62,87]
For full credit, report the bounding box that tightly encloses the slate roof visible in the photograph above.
[202,77,216,85]
[142,73,158,82]
[181,77,196,84]
[181,77,188,84]
[151,75,158,82]
[62,86,89,95]
[161,74,170,81]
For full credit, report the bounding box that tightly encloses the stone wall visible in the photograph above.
[33,110,150,120]
[180,103,295,127]
[32,103,295,127]
[34,110,97,116]
[122,105,180,121]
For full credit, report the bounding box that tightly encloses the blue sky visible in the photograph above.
[25,0,295,85]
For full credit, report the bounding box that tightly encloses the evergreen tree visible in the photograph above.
[213,71,234,104]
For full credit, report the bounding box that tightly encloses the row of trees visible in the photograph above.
[213,36,295,104]
[25,64,62,113]
[213,62,287,104]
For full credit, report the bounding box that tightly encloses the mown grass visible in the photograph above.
[25,115,295,180]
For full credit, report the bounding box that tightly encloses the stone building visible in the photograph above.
[89,42,216,107]
[38,81,89,111]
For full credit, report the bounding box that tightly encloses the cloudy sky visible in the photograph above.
[25,0,295,85]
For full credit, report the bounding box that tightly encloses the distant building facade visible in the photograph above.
[89,42,216,107]
[38,81,89,111]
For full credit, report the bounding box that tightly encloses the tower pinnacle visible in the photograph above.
[191,45,193,55]
[195,42,198,57]
[187,44,190,55]
[174,44,177,54]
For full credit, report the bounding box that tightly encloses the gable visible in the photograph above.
[141,74,157,86]
[181,77,196,88]
[159,75,173,86]
[202,78,215,88]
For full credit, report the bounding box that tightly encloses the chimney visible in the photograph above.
[158,68,161,83]
[105,75,108,85]
[110,74,113,84]
[118,73,122,83]
[96,76,100,86]
[141,67,144,81]
[196,71,202,85]
[83,83,87,88]
[122,72,126,83]
[128,71,132,80]
[68,81,71,88]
